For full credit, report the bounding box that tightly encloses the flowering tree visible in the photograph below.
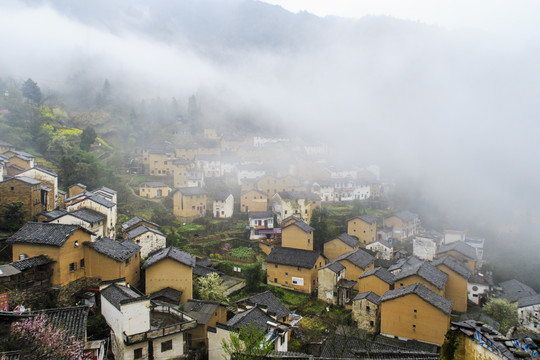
[11,313,85,359]
[198,272,229,302]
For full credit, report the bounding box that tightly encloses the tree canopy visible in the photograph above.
[483,298,518,334]
[221,324,274,360]
[197,272,228,303]
[21,78,42,105]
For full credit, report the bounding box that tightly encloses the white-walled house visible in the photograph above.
[248,211,275,240]
[16,167,59,209]
[126,225,167,259]
[67,192,117,238]
[49,208,107,241]
[413,234,439,261]
[518,295,540,332]
[93,186,118,204]
[213,192,234,218]
[366,239,393,260]
[100,280,196,360]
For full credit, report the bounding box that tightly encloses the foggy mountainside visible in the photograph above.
[1,0,540,276]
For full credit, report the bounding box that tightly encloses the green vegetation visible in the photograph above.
[482,298,518,334]
[228,246,254,259]
[222,324,274,360]
[197,273,229,303]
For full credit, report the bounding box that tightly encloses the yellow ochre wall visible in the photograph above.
[437,264,468,313]
[394,275,445,296]
[323,238,357,261]
[347,218,376,246]
[145,258,193,304]
[357,275,392,297]
[337,259,374,291]
[281,225,313,251]
[241,190,268,213]
[380,294,450,346]
[84,247,140,286]
[266,256,324,294]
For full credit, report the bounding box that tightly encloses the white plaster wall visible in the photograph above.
[135,232,166,259]
[153,333,185,360]
[208,327,232,360]
[122,300,151,335]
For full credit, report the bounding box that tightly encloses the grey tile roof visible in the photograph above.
[193,264,221,277]
[431,255,472,279]
[214,191,232,201]
[248,211,274,219]
[265,247,321,269]
[380,283,452,315]
[83,238,140,262]
[500,279,537,303]
[93,186,117,194]
[126,224,165,240]
[7,222,91,247]
[150,287,183,305]
[141,182,169,188]
[40,208,68,221]
[121,216,159,231]
[10,176,41,185]
[437,241,477,260]
[278,191,321,201]
[11,255,54,271]
[369,238,393,249]
[67,208,107,224]
[388,256,423,273]
[335,249,375,270]
[197,257,213,268]
[19,166,57,177]
[236,290,291,320]
[0,265,20,277]
[518,294,540,308]
[142,247,196,269]
[85,192,116,208]
[0,140,13,147]
[350,214,377,224]
[284,220,314,233]
[40,305,89,341]
[184,299,224,325]
[394,262,448,290]
[226,306,273,332]
[322,261,346,273]
[353,291,381,305]
[176,187,206,196]
[68,183,87,189]
[101,283,144,310]
[334,233,360,248]
[359,267,395,285]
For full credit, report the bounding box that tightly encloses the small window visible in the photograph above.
[10,187,14,191]
[285,272,288,277]
[275,264,278,268]
[414,309,417,313]
[274,278,277,283]
[161,340,173,352]
[400,283,404,287]
[297,266,301,271]
[80,259,85,268]
[366,305,370,312]
[285,281,288,285]
[370,321,374,327]
[134,348,143,359]
[69,262,76,272]
[412,324,416,329]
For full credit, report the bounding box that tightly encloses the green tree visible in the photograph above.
[21,78,42,105]
[197,272,228,303]
[309,206,329,252]
[80,126,97,151]
[222,324,274,360]
[3,202,25,232]
[483,298,518,334]
[244,262,263,292]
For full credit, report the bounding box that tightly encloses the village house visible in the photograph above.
[377,226,394,242]
[443,230,466,244]
[393,262,448,296]
[207,306,290,360]
[184,299,228,354]
[281,219,314,251]
[318,261,356,306]
[240,189,268,213]
[265,246,324,294]
[101,280,197,360]
[142,247,196,304]
[347,215,377,246]
[125,224,166,259]
[311,181,335,202]
[383,211,420,241]
[4,149,35,170]
[67,183,87,198]
[0,255,54,292]
[272,191,321,225]
[93,186,118,204]
[235,290,291,324]
[173,187,207,218]
[248,211,275,240]
[195,154,221,178]
[0,176,47,221]
[334,249,375,291]
[7,222,93,286]
[83,237,141,285]
[139,182,171,198]
[16,167,58,209]
[413,232,441,261]
[0,140,15,154]
[57,189,66,208]
[323,233,360,261]
[499,279,537,303]
[171,158,191,188]
[5,163,25,176]
[48,208,107,240]
[121,215,160,234]
[379,283,452,346]
[213,191,234,218]
[66,191,117,238]
[366,239,393,260]
[431,255,472,313]
[148,148,176,176]
[518,294,540,332]
[237,164,266,185]
[187,169,205,188]
[436,241,477,273]
[388,255,423,275]
[256,175,302,197]
[468,273,493,306]
[357,267,395,296]
[352,291,381,334]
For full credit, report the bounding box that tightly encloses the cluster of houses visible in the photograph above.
[131,130,383,221]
